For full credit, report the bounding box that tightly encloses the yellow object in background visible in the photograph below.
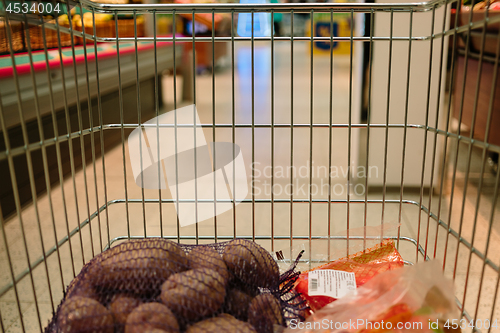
[307,9,353,55]
[157,15,172,35]
[157,15,184,35]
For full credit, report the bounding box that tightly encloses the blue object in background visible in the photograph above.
[315,21,338,50]
[237,0,271,37]
[186,20,209,36]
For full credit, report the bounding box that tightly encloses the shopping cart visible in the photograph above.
[0,0,499,331]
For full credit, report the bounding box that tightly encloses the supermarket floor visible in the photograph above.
[1,42,500,332]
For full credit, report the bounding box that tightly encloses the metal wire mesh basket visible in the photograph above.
[0,0,500,331]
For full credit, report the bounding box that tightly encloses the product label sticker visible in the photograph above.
[308,269,356,299]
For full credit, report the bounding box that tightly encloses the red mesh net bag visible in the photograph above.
[294,239,405,313]
[45,238,305,333]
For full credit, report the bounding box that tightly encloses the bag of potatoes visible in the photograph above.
[45,238,305,333]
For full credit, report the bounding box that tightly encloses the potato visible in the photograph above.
[58,296,114,333]
[185,314,257,333]
[109,294,143,332]
[160,269,226,322]
[248,294,283,333]
[88,239,189,295]
[188,246,229,281]
[223,287,252,321]
[227,278,259,298]
[65,276,99,301]
[125,302,179,333]
[222,239,279,288]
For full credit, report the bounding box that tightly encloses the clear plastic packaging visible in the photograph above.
[285,260,460,333]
